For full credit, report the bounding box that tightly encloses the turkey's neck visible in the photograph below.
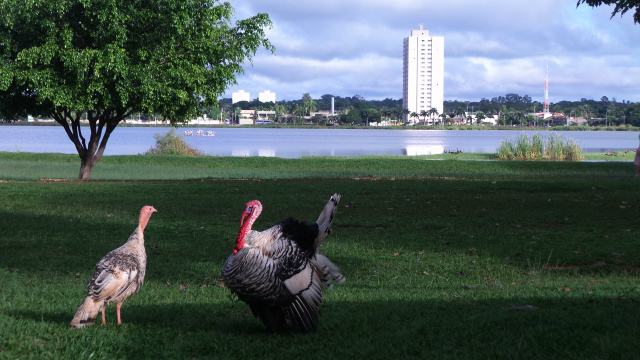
[234,206,261,254]
[139,212,153,233]
[126,209,154,247]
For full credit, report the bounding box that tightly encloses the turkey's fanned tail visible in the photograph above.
[314,193,341,249]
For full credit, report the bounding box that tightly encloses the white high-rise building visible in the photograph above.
[232,90,251,104]
[259,90,276,103]
[402,25,444,124]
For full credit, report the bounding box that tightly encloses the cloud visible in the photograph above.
[225,0,640,102]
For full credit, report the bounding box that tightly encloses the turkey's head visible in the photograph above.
[139,205,158,232]
[234,200,262,254]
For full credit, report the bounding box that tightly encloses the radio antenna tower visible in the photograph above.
[543,61,550,113]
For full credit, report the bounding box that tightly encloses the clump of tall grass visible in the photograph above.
[144,128,205,156]
[497,133,583,161]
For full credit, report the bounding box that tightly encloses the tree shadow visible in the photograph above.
[5,295,639,359]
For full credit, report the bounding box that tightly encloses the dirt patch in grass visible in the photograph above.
[545,262,640,272]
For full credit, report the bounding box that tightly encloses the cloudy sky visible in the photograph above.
[224,0,640,103]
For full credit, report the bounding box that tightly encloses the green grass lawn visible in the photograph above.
[0,151,636,181]
[1,153,639,359]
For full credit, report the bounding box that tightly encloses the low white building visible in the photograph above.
[232,90,251,104]
[259,90,276,103]
[256,110,276,120]
[237,110,254,125]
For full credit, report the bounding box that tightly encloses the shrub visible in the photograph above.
[562,137,583,161]
[497,133,583,161]
[144,129,205,156]
[530,133,544,160]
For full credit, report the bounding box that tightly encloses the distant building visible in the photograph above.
[238,110,255,125]
[256,110,276,121]
[259,90,276,103]
[232,90,250,104]
[402,25,444,123]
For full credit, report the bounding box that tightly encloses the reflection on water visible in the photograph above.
[229,149,276,157]
[403,146,445,156]
[231,149,251,157]
[258,149,276,157]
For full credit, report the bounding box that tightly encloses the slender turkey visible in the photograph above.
[70,205,157,328]
[222,194,345,333]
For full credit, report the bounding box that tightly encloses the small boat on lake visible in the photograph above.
[184,130,215,137]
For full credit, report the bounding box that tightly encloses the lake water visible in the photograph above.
[0,125,637,158]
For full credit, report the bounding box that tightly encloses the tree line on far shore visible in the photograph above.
[211,93,640,127]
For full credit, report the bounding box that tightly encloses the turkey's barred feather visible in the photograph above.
[311,253,346,286]
[286,296,318,333]
[222,194,343,333]
[314,194,341,250]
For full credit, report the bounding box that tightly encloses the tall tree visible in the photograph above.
[455,106,466,124]
[577,0,640,23]
[428,107,439,125]
[272,103,288,123]
[401,108,411,122]
[418,110,427,125]
[410,112,419,124]
[304,98,317,116]
[440,113,448,125]
[0,0,273,179]
[292,103,305,125]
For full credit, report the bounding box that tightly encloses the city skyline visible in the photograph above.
[225,0,640,103]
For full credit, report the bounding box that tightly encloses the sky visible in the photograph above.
[224,0,640,104]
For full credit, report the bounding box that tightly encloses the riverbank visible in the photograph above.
[2,120,640,131]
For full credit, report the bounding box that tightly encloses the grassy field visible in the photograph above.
[0,151,636,181]
[1,153,639,359]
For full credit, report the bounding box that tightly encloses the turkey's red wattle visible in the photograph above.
[234,200,262,253]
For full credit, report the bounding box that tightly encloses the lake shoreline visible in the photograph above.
[2,121,639,132]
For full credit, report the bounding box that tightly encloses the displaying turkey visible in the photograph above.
[69,205,157,328]
[222,194,345,333]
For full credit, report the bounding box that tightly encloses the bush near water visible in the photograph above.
[497,133,582,161]
[144,129,205,156]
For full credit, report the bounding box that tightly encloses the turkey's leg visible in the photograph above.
[116,302,122,325]
[101,306,106,325]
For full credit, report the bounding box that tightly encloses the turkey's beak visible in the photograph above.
[240,205,253,227]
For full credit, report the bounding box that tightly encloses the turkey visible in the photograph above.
[222,194,345,333]
[69,205,157,329]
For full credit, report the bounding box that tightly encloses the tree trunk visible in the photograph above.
[53,109,124,180]
[78,152,98,180]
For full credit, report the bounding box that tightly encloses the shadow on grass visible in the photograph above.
[5,296,640,359]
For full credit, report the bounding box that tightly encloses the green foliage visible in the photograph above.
[144,129,204,156]
[0,0,273,178]
[577,0,640,23]
[0,0,273,121]
[497,133,583,161]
